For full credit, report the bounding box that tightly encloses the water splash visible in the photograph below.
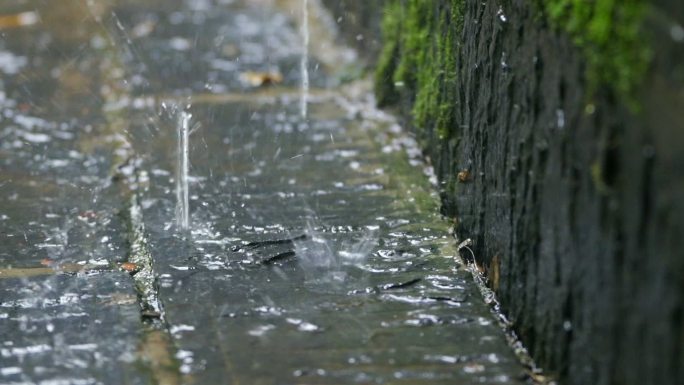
[294,218,377,285]
[295,221,336,270]
[176,111,191,232]
[299,0,309,119]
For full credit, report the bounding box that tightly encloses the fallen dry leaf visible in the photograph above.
[457,170,471,183]
[40,258,54,267]
[0,12,39,30]
[239,71,283,88]
[120,262,139,273]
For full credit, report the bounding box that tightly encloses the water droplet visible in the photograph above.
[556,109,565,129]
[497,7,507,22]
[671,24,684,42]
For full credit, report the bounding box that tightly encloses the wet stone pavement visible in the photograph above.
[1,1,528,384]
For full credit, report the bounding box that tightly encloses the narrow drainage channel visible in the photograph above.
[123,188,185,385]
[93,75,185,385]
[94,11,187,382]
[459,240,552,384]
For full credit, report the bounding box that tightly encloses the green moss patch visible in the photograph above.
[541,0,651,106]
[376,1,652,120]
[375,0,463,140]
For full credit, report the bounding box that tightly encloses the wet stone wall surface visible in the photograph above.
[344,0,684,384]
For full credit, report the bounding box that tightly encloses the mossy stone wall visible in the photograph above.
[328,1,684,384]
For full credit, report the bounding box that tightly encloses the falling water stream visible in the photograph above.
[176,111,191,232]
[300,0,309,119]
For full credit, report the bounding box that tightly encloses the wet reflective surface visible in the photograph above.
[1,1,527,383]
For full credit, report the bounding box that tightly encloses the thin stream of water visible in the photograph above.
[176,111,191,231]
[300,0,309,119]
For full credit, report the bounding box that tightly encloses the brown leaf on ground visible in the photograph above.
[40,258,54,267]
[0,12,39,29]
[239,71,283,88]
[120,262,139,273]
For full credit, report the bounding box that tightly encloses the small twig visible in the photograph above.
[457,238,475,261]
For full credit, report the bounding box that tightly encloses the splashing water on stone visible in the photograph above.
[176,111,191,232]
[300,0,309,119]
[295,219,377,284]
[296,221,336,271]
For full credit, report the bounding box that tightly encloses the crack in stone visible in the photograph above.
[125,193,165,323]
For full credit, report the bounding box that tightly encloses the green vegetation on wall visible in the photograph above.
[375,0,463,140]
[374,0,403,108]
[542,0,651,106]
[376,0,651,127]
